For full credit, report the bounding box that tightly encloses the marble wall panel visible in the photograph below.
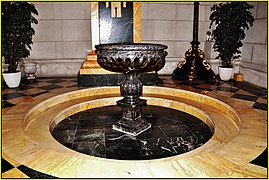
[142,20,176,41]
[53,2,88,20]
[199,21,211,42]
[244,19,267,44]
[28,42,57,59]
[252,44,267,66]
[141,20,154,40]
[85,3,91,20]
[153,21,176,40]
[240,61,267,73]
[203,41,212,60]
[86,41,92,52]
[145,3,176,20]
[248,2,258,19]
[56,42,64,59]
[32,20,62,42]
[33,2,53,20]
[61,20,91,42]
[62,42,87,59]
[199,5,206,21]
[62,20,79,41]
[176,4,206,21]
[78,20,91,41]
[200,2,218,6]
[257,2,268,19]
[174,21,193,41]
[141,3,148,19]
[239,2,267,87]
[175,4,193,21]
[241,44,253,62]
[35,59,85,77]
[205,5,211,21]
[240,67,267,88]
[174,42,193,58]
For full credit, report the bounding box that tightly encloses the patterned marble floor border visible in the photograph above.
[1,76,267,178]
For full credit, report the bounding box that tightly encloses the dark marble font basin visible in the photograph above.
[95,43,168,73]
[94,43,168,136]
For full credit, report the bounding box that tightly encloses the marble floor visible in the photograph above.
[52,105,213,160]
[2,75,268,178]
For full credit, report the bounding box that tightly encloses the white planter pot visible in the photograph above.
[23,62,37,79]
[3,71,22,88]
[218,67,234,81]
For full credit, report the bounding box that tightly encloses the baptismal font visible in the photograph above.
[95,43,168,136]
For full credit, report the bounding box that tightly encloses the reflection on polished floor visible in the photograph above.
[52,105,213,160]
[2,75,267,178]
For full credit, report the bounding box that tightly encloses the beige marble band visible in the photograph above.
[3,86,267,178]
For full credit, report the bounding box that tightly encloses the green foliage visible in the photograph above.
[2,2,38,72]
[209,2,254,67]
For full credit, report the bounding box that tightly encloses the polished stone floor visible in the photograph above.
[2,75,267,178]
[51,105,213,160]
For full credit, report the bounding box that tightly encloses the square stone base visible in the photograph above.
[112,118,151,136]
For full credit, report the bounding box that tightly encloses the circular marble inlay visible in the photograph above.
[51,105,213,160]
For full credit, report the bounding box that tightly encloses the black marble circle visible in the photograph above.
[51,105,213,160]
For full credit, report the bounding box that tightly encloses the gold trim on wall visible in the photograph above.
[133,2,141,43]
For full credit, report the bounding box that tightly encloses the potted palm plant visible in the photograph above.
[209,2,254,81]
[2,2,38,88]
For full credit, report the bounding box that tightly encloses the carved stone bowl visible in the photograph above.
[95,43,168,136]
[95,43,168,73]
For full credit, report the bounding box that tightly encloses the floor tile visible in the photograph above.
[17,165,57,178]
[2,158,15,173]
[2,88,17,95]
[2,101,16,108]
[39,85,63,90]
[7,96,34,105]
[66,84,78,88]
[250,148,268,168]
[29,81,51,87]
[29,91,50,97]
[2,168,29,178]
[232,81,267,97]
[52,105,213,160]
[215,86,239,93]
[193,84,217,91]
[14,85,34,91]
[72,141,106,157]
[51,130,76,144]
[178,81,200,86]
[55,81,77,87]
[2,92,26,100]
[231,94,258,102]
[236,89,256,96]
[74,128,105,142]
[45,79,67,84]
[18,88,48,96]
[252,102,268,111]
[256,97,268,104]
